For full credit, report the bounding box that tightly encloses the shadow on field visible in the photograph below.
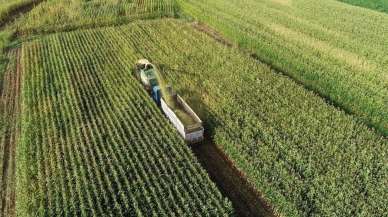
[191,138,276,217]
[158,62,277,217]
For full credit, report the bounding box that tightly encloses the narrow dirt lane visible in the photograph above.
[191,139,277,217]
[0,48,21,217]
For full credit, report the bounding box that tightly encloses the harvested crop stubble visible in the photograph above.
[17,22,233,216]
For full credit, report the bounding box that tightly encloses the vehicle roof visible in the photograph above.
[137,59,151,65]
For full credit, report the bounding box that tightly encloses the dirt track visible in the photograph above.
[192,139,277,217]
[191,22,277,217]
[0,49,21,217]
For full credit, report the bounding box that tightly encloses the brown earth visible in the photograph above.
[192,139,277,217]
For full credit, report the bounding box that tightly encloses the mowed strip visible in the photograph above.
[17,20,233,216]
[0,49,21,217]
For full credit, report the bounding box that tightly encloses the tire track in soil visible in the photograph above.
[0,48,21,217]
[191,139,277,217]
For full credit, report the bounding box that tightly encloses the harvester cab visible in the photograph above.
[135,59,164,105]
[134,59,204,144]
[135,59,158,90]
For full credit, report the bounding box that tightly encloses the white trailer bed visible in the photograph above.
[161,96,204,144]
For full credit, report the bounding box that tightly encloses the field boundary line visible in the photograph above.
[0,48,21,217]
[0,0,45,30]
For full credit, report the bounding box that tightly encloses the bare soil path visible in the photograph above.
[0,48,21,217]
[192,139,277,217]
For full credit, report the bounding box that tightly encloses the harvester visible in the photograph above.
[134,59,204,144]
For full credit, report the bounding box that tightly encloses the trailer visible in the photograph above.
[160,94,204,144]
[134,59,204,144]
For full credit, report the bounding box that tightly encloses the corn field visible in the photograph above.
[58,19,388,217]
[17,20,233,216]
[14,0,179,34]
[6,0,388,215]
[177,0,388,136]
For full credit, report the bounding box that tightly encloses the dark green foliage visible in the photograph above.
[338,0,388,13]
